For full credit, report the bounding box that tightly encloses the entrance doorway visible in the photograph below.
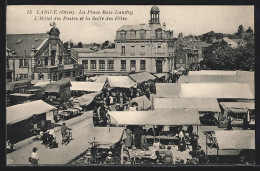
[156,60,163,73]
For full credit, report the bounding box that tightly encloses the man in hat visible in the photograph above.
[30,147,39,165]
[104,151,115,164]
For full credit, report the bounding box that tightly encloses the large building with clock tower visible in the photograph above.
[76,5,175,76]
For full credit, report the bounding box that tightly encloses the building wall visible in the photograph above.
[78,56,173,75]
[8,58,32,80]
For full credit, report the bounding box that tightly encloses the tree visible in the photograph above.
[77,42,83,48]
[246,27,253,34]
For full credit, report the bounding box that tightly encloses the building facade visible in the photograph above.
[76,5,175,76]
[6,23,83,82]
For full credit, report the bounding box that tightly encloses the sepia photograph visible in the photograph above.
[5,4,255,166]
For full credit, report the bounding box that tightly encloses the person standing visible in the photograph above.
[164,146,174,164]
[227,116,232,130]
[30,147,39,165]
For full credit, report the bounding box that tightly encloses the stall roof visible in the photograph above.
[34,80,56,87]
[129,72,156,83]
[74,92,102,106]
[9,93,35,97]
[109,109,200,126]
[7,100,56,125]
[154,97,220,112]
[6,79,32,91]
[153,73,166,78]
[70,81,104,92]
[44,84,61,93]
[86,127,126,149]
[180,83,254,99]
[215,130,255,150]
[219,102,255,110]
[178,75,242,83]
[107,76,136,88]
[130,95,151,110]
[95,75,108,84]
[189,70,237,76]
[155,83,181,97]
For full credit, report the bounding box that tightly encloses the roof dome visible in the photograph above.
[150,5,160,13]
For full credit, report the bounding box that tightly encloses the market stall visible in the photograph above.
[6,100,56,143]
[107,76,136,89]
[155,83,181,97]
[68,127,126,165]
[218,102,255,128]
[128,72,156,84]
[73,91,103,111]
[204,130,255,163]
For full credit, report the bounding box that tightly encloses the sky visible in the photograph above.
[6,5,254,44]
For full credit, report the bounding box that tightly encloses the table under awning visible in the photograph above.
[70,81,104,92]
[108,76,136,88]
[129,72,156,83]
[109,109,200,126]
[214,130,255,150]
[153,97,220,112]
[87,127,126,149]
[6,100,56,125]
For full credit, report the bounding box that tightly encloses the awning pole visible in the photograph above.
[153,125,155,143]
[197,125,198,135]
[206,134,208,155]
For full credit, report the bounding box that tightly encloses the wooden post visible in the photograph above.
[206,133,208,155]
[197,125,198,135]
[153,125,155,143]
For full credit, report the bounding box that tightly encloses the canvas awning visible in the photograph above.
[109,109,200,126]
[6,100,56,125]
[107,76,136,88]
[6,79,32,91]
[95,75,108,84]
[130,95,151,110]
[129,72,156,83]
[189,70,236,76]
[87,127,126,149]
[74,92,102,106]
[70,81,104,92]
[180,83,254,99]
[155,83,181,97]
[153,97,220,112]
[214,130,255,150]
[34,80,55,87]
[153,73,166,78]
[178,75,242,83]
[220,102,255,110]
[44,84,61,93]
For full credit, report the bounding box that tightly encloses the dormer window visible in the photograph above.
[120,31,126,39]
[130,30,136,39]
[156,29,162,39]
[140,29,146,39]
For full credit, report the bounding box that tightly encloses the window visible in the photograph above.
[130,60,136,69]
[45,57,48,66]
[130,46,135,56]
[82,60,88,69]
[108,60,114,70]
[90,60,96,69]
[180,59,183,64]
[99,60,105,69]
[130,30,136,39]
[121,46,125,54]
[19,59,29,68]
[140,60,146,70]
[140,46,145,55]
[140,30,146,39]
[121,60,126,70]
[59,56,62,64]
[156,30,162,39]
[120,32,126,39]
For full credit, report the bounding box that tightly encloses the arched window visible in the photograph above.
[130,30,136,39]
[140,29,146,39]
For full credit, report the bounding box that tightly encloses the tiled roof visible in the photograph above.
[6,33,48,57]
[117,24,152,31]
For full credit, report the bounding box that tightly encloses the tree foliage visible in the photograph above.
[201,40,254,71]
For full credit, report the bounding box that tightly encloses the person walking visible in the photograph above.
[30,147,39,165]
